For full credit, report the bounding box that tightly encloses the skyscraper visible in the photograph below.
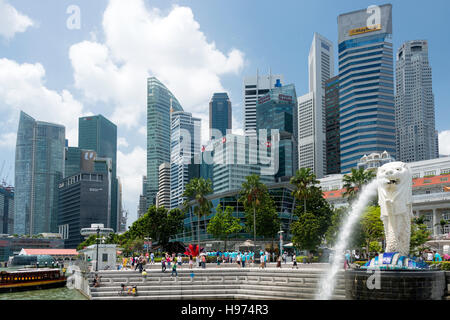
[58,157,112,248]
[325,76,341,175]
[212,134,275,194]
[303,33,334,178]
[14,111,65,235]
[78,115,118,231]
[395,40,439,162]
[0,185,14,234]
[147,77,183,208]
[170,111,201,209]
[298,92,315,171]
[137,176,147,218]
[244,71,283,136]
[338,4,396,173]
[256,80,298,179]
[209,93,232,140]
[157,163,171,209]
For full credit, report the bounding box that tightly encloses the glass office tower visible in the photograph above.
[338,4,396,173]
[256,80,298,180]
[209,93,232,140]
[78,115,118,230]
[147,77,184,208]
[325,76,341,175]
[14,111,65,235]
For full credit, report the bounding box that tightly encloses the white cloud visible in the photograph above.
[118,137,129,148]
[69,0,244,222]
[0,58,87,146]
[0,0,34,39]
[0,132,16,148]
[117,146,146,213]
[69,0,244,129]
[439,131,450,156]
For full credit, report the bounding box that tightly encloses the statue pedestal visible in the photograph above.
[345,269,446,300]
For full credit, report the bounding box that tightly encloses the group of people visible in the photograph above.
[119,254,147,272]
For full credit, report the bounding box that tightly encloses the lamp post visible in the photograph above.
[96,227,100,272]
[278,227,284,258]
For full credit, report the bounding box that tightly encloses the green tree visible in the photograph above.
[290,189,333,252]
[360,206,385,255]
[342,167,376,202]
[243,194,280,248]
[77,234,97,251]
[290,168,320,214]
[183,178,213,250]
[410,218,432,255]
[239,175,268,247]
[207,205,242,251]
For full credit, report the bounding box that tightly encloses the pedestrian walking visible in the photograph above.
[189,255,193,269]
[161,258,166,272]
[292,254,298,269]
[150,252,155,264]
[171,262,178,277]
[276,256,282,268]
[201,255,206,269]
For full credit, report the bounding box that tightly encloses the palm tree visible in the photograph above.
[342,167,376,202]
[183,178,213,254]
[239,175,267,249]
[290,168,320,214]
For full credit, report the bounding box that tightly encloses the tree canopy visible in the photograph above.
[342,167,377,202]
[207,205,242,251]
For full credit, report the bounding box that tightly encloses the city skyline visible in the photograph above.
[0,0,450,226]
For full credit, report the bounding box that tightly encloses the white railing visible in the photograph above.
[413,192,450,204]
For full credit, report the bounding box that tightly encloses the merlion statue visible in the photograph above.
[377,162,413,256]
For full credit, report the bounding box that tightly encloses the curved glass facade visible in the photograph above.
[171,183,297,244]
[146,77,183,208]
[14,111,65,235]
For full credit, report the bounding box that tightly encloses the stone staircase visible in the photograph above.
[88,267,346,300]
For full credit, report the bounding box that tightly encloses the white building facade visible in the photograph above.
[321,156,450,239]
[243,72,283,136]
[395,40,439,163]
[298,33,334,178]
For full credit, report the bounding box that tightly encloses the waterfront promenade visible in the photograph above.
[87,263,346,300]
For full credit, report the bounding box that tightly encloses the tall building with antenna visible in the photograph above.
[243,70,283,136]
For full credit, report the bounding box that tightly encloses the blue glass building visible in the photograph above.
[338,4,396,173]
[147,77,184,208]
[209,93,232,139]
[0,186,14,234]
[171,182,297,245]
[256,80,298,180]
[78,115,118,231]
[14,111,65,235]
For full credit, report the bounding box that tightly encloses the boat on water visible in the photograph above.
[0,268,67,293]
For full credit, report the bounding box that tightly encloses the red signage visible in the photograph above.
[279,94,292,102]
[258,95,271,104]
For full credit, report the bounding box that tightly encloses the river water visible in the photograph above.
[0,267,88,300]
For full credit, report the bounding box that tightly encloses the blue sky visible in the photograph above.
[1,0,449,225]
